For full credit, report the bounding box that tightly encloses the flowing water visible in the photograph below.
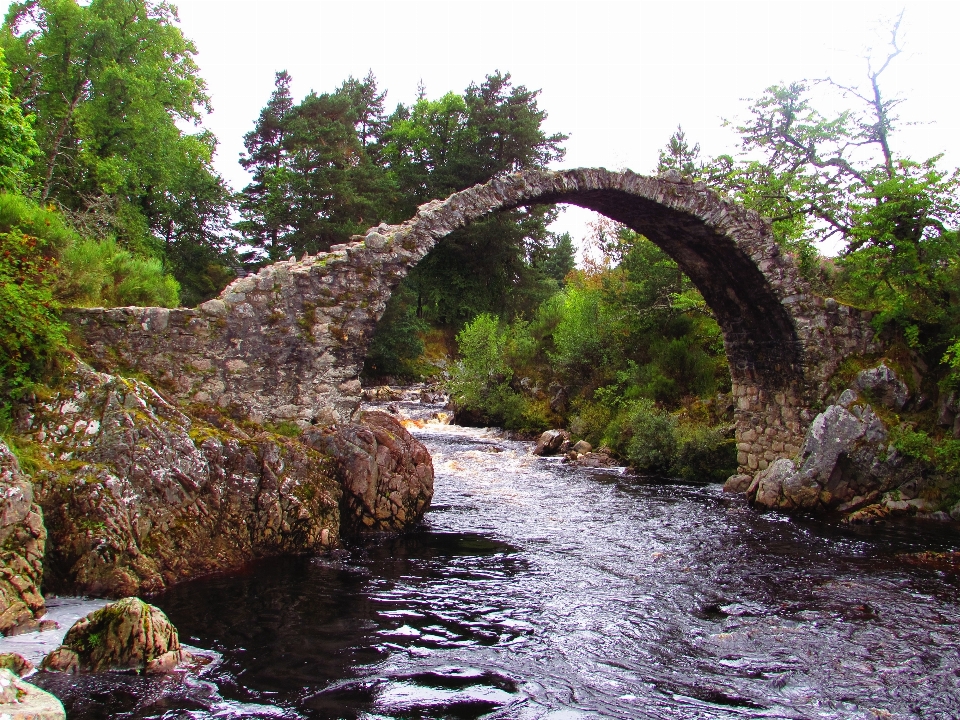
[32,390,960,719]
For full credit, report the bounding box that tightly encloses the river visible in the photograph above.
[32,390,960,719]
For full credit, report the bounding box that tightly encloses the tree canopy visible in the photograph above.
[2,0,234,304]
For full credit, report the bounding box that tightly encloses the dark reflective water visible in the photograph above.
[36,394,960,719]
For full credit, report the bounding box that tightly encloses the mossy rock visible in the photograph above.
[41,597,187,674]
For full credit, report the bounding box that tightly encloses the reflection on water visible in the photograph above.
[33,390,960,719]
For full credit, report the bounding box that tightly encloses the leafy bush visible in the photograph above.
[1,192,180,309]
[673,423,737,482]
[447,314,548,431]
[0,193,78,250]
[549,285,605,372]
[602,399,678,475]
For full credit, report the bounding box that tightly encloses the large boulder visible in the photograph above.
[18,364,341,597]
[533,430,570,456]
[0,442,47,635]
[749,385,919,512]
[0,668,65,719]
[42,597,185,674]
[306,411,433,533]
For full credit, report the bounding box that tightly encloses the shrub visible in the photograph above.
[602,399,678,475]
[0,193,78,251]
[673,422,737,482]
[447,314,547,432]
[58,236,180,308]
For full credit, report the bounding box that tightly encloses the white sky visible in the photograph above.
[7,1,959,250]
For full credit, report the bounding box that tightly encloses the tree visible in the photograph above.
[284,89,395,257]
[236,70,296,261]
[338,70,387,149]
[2,0,234,299]
[237,71,397,262]
[0,46,38,192]
[657,125,701,179]
[535,231,576,285]
[380,71,567,329]
[704,13,960,367]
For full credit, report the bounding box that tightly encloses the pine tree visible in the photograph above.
[657,125,702,178]
[236,71,296,261]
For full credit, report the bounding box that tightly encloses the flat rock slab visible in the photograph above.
[0,667,65,719]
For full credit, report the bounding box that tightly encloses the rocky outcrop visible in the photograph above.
[306,411,433,533]
[17,364,341,597]
[745,368,926,514]
[0,653,33,677]
[0,443,47,635]
[853,363,910,411]
[0,667,65,719]
[42,597,185,673]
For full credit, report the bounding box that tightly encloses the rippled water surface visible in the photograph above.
[36,393,960,719]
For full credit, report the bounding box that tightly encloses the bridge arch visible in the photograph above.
[70,168,880,478]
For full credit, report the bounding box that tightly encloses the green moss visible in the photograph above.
[297,301,318,342]
[0,433,50,475]
[264,420,302,438]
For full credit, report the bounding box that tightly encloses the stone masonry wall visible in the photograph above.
[67,168,881,475]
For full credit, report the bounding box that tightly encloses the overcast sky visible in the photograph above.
[7,1,958,249]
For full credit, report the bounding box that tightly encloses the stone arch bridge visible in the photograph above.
[70,168,879,476]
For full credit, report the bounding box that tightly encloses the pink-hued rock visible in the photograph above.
[306,411,433,533]
[0,442,46,635]
[42,597,186,674]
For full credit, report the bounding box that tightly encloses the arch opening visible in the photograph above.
[371,170,809,395]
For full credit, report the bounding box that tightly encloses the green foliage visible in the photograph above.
[0,192,178,412]
[672,423,737,482]
[535,231,576,285]
[237,70,396,262]
[657,125,702,178]
[0,46,37,192]
[447,227,736,475]
[0,191,180,308]
[0,191,78,251]
[448,314,513,415]
[364,284,428,379]
[264,420,302,438]
[607,399,678,475]
[0,214,67,405]
[2,0,235,301]
[59,236,180,308]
